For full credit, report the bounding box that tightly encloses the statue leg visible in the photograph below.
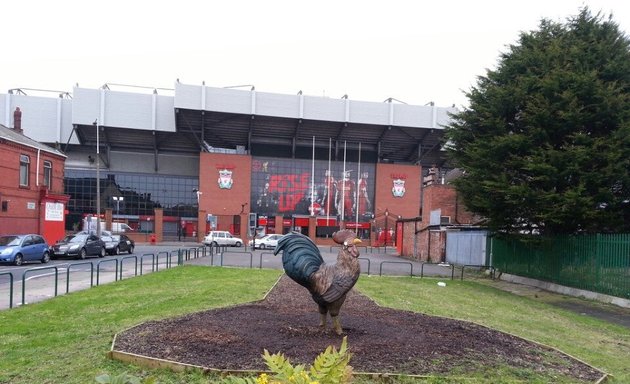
[318,305,328,328]
[331,315,343,335]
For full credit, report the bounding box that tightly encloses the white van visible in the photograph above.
[111,222,133,233]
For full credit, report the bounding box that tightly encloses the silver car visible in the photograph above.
[248,234,283,250]
[203,231,243,247]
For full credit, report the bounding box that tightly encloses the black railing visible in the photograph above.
[1,248,485,311]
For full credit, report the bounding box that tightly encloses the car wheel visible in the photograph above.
[128,245,134,254]
[99,248,106,258]
[114,246,120,255]
[211,241,218,247]
[78,248,87,260]
[235,241,242,247]
[14,254,23,266]
[41,251,50,264]
[259,244,266,250]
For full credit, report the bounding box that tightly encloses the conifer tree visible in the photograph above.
[445,8,630,235]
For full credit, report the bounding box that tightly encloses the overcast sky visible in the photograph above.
[2,0,629,108]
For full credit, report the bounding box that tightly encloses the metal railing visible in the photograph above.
[2,246,483,310]
[1,251,186,309]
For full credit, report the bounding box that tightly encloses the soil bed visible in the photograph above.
[113,275,603,382]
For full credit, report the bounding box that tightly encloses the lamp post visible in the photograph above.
[93,119,101,236]
[113,196,124,215]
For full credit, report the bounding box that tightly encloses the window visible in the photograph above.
[19,155,30,186]
[43,161,52,189]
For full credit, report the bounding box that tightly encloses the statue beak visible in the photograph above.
[353,238,362,245]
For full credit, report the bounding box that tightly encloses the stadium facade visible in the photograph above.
[0,81,456,248]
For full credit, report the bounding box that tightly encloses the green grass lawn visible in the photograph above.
[0,266,627,383]
[357,276,630,383]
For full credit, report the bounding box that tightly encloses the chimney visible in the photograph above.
[13,107,23,134]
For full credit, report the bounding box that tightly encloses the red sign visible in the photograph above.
[316,217,338,226]
[294,217,309,226]
[391,173,407,179]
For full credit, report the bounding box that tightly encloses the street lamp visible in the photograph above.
[113,196,124,215]
[93,119,101,236]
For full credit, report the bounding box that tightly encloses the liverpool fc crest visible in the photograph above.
[392,179,405,197]
[218,169,233,189]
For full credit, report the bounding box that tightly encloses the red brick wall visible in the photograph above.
[399,219,419,259]
[199,153,252,236]
[0,139,66,236]
[372,163,421,250]
[422,184,474,225]
[399,183,476,261]
[374,163,421,219]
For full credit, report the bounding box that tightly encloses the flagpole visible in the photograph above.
[342,141,347,222]
[355,142,361,232]
[311,136,315,215]
[327,138,331,226]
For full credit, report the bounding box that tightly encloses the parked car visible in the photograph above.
[101,234,135,255]
[203,231,243,247]
[248,234,284,250]
[50,234,106,259]
[0,234,50,266]
[76,230,113,237]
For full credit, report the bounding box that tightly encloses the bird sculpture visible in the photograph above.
[273,229,362,334]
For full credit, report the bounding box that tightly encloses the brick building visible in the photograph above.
[398,166,483,262]
[0,109,69,244]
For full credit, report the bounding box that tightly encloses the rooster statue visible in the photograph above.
[273,229,362,335]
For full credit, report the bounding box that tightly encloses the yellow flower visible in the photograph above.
[256,373,269,384]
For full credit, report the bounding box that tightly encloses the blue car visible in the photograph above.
[0,234,51,266]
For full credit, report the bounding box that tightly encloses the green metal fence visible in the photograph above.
[490,234,630,299]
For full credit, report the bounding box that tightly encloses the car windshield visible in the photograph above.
[111,235,121,241]
[63,235,87,243]
[0,236,21,246]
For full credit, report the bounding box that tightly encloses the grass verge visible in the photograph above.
[0,267,627,383]
[0,266,282,384]
[356,276,630,383]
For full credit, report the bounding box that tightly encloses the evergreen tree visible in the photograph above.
[445,8,630,235]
